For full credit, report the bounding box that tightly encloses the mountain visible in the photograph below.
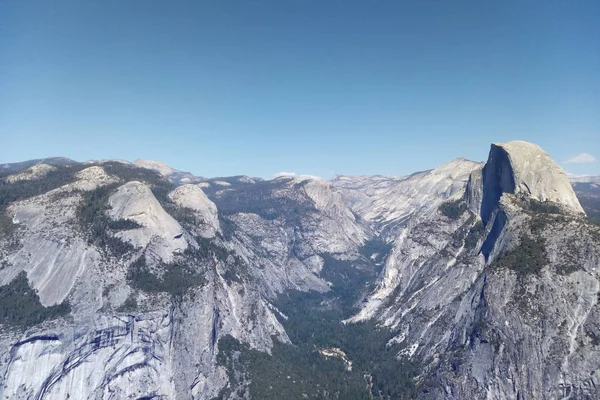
[0,157,79,175]
[349,141,599,399]
[0,142,598,399]
[569,174,600,184]
[571,180,600,225]
[332,158,483,240]
[133,159,206,186]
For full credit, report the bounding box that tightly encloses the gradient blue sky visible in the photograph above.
[1,0,599,178]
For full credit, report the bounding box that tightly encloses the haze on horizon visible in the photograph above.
[1,0,598,179]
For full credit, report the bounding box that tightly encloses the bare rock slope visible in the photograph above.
[350,141,598,399]
[0,141,598,399]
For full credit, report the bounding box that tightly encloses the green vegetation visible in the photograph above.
[448,214,484,252]
[0,162,174,215]
[127,256,205,297]
[0,213,17,239]
[464,220,485,249]
[522,198,588,275]
[492,234,547,276]
[448,213,472,247]
[100,162,174,204]
[359,238,393,265]
[527,199,562,215]
[217,292,419,399]
[189,236,247,284]
[0,165,87,213]
[217,215,237,240]
[203,179,316,222]
[163,204,202,227]
[586,330,600,347]
[76,184,138,257]
[555,237,585,275]
[107,218,142,231]
[218,335,368,400]
[193,236,231,262]
[319,254,379,313]
[217,254,420,400]
[439,199,467,220]
[526,199,568,234]
[278,292,419,398]
[0,272,70,327]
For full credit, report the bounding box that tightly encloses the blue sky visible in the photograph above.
[1,0,598,178]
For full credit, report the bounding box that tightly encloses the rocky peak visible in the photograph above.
[133,159,177,177]
[133,159,204,186]
[332,158,482,238]
[3,163,57,183]
[481,140,584,224]
[168,184,220,237]
[107,181,187,262]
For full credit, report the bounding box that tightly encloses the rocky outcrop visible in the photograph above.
[69,166,119,191]
[1,314,175,399]
[133,159,204,185]
[480,141,585,260]
[351,141,599,399]
[347,159,484,324]
[431,202,600,400]
[0,157,77,175]
[108,181,188,263]
[168,184,220,238]
[333,158,483,238]
[0,167,118,306]
[465,166,484,215]
[481,141,584,224]
[3,164,57,183]
[299,178,369,254]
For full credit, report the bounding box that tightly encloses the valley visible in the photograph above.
[0,141,599,399]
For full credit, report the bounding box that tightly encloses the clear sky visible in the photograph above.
[1,0,599,178]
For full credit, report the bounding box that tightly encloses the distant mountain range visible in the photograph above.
[0,141,599,399]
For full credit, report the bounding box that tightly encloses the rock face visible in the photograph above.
[133,159,177,177]
[108,181,188,263]
[2,314,176,399]
[350,141,597,399]
[134,159,204,185]
[0,157,78,175]
[0,167,118,306]
[0,159,366,399]
[481,141,584,223]
[3,164,57,183]
[333,158,483,239]
[168,184,220,238]
[480,141,585,260]
[0,142,598,400]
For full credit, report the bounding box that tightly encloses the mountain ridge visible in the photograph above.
[0,141,599,399]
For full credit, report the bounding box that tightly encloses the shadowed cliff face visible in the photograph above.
[479,145,515,260]
[481,144,515,225]
[480,208,508,261]
[465,166,483,215]
[479,141,586,261]
[482,141,584,220]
